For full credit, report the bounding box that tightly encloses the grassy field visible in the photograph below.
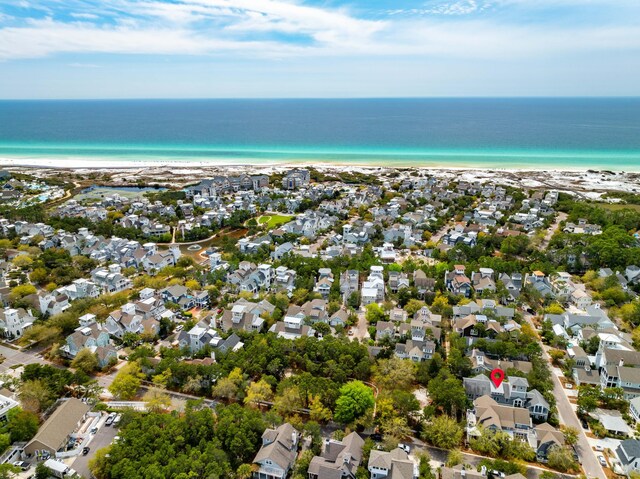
[257,214,294,228]
[598,203,640,212]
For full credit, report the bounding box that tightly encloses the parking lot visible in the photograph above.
[71,415,120,479]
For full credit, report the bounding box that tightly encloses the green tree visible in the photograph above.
[547,445,578,472]
[334,381,375,424]
[71,348,99,374]
[309,394,333,423]
[422,415,463,449]
[373,357,415,391]
[236,464,255,479]
[108,362,143,400]
[143,388,171,413]
[244,379,273,408]
[365,303,387,324]
[35,463,53,479]
[6,408,39,442]
[427,373,468,417]
[0,463,21,479]
[18,379,52,413]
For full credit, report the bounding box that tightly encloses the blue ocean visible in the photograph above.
[0,98,639,169]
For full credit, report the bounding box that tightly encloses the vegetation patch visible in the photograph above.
[256,214,294,228]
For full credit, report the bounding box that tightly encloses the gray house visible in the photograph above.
[253,423,299,479]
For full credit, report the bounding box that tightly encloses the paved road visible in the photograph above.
[0,344,50,373]
[71,419,120,479]
[523,314,605,479]
[409,439,575,479]
[540,212,568,250]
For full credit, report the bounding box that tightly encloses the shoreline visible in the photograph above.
[0,156,636,174]
[1,158,639,199]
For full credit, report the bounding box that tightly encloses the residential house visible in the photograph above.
[340,270,360,299]
[599,348,640,399]
[253,423,299,479]
[524,271,554,298]
[274,266,297,295]
[616,439,640,476]
[395,339,436,362]
[91,264,132,293]
[314,269,334,299]
[463,374,549,421]
[307,433,364,479]
[282,169,310,190]
[445,265,472,297]
[0,307,34,339]
[589,408,632,436]
[269,314,315,340]
[470,349,532,375]
[0,392,18,423]
[216,301,267,333]
[413,270,435,298]
[61,322,116,368]
[361,266,385,306]
[388,271,410,294]
[471,268,496,295]
[368,448,417,479]
[498,273,522,302]
[534,423,568,463]
[24,398,90,457]
[466,395,536,448]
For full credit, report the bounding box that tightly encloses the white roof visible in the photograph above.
[44,459,69,474]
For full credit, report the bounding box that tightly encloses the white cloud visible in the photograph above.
[0,0,639,63]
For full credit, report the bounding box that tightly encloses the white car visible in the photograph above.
[598,455,607,467]
[595,444,604,452]
[398,443,410,454]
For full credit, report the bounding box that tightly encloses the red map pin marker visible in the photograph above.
[490,368,505,388]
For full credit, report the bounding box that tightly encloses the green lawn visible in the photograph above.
[598,203,640,212]
[257,214,294,228]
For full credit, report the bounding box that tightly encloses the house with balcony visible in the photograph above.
[463,374,550,421]
[91,264,133,293]
[466,395,536,448]
[216,301,267,333]
[445,265,472,297]
[253,423,299,479]
[0,307,34,339]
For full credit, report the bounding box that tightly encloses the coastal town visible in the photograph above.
[0,165,638,479]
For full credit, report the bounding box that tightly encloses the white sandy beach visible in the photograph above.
[0,156,638,198]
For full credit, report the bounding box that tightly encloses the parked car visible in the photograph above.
[595,444,604,452]
[370,432,382,442]
[105,413,116,426]
[398,443,411,454]
[90,426,98,434]
[581,418,589,429]
[598,455,607,467]
[113,414,122,426]
[12,461,30,471]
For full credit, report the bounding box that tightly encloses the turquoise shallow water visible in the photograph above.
[1,98,639,170]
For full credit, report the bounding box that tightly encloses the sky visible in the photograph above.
[0,0,639,98]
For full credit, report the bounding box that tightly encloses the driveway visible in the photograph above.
[351,309,369,341]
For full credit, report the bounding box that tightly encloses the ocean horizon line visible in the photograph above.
[1,96,640,102]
